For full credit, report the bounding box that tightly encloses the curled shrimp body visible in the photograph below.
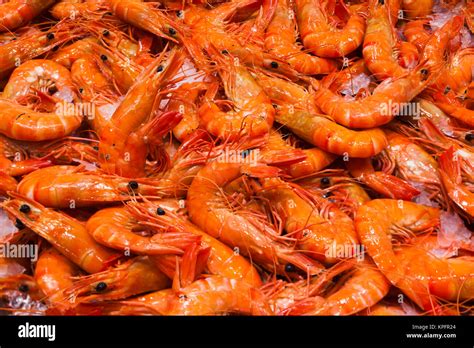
[363,0,407,79]
[198,55,274,140]
[314,61,438,128]
[51,0,107,20]
[355,199,440,286]
[402,19,431,52]
[295,0,366,58]
[265,0,338,75]
[1,193,118,274]
[257,75,388,157]
[286,261,390,315]
[0,59,84,141]
[187,161,324,275]
[258,177,359,264]
[0,0,55,32]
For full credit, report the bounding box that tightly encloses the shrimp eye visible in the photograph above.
[100,54,108,61]
[79,88,84,94]
[93,145,99,151]
[15,219,25,229]
[176,10,183,18]
[465,133,474,142]
[169,28,177,36]
[270,61,279,69]
[156,65,163,73]
[19,204,30,213]
[48,85,58,94]
[241,150,249,159]
[95,282,107,292]
[420,69,429,79]
[51,45,59,52]
[285,264,296,272]
[444,86,451,94]
[320,177,330,187]
[128,181,139,190]
[47,33,55,40]
[18,284,29,293]
[156,207,166,215]
[221,49,229,54]
[378,0,384,4]
[103,30,110,36]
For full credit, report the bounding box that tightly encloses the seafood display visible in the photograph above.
[0,0,473,317]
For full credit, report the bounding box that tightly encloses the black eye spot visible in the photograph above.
[320,177,330,187]
[128,181,139,190]
[176,10,183,18]
[169,28,176,35]
[156,65,163,72]
[378,0,384,4]
[156,207,166,215]
[241,150,249,159]
[15,219,25,229]
[103,30,110,36]
[19,204,30,213]
[48,85,58,94]
[100,55,108,61]
[18,284,29,293]
[47,33,55,40]
[465,133,474,142]
[444,86,451,94]
[285,264,296,272]
[95,282,107,292]
[221,49,229,54]
[79,88,84,94]
[93,145,99,151]
[270,61,279,69]
[420,69,429,79]
[51,45,59,52]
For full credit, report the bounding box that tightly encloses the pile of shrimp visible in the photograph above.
[0,0,473,316]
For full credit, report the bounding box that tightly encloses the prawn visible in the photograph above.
[1,192,118,274]
[0,0,56,32]
[187,161,324,275]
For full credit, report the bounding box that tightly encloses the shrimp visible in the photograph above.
[430,91,474,128]
[346,158,421,200]
[384,131,442,197]
[434,48,474,96]
[314,60,438,128]
[121,275,273,315]
[0,21,83,80]
[401,0,434,19]
[438,146,474,218]
[355,199,440,286]
[187,161,324,275]
[34,247,81,310]
[63,257,170,303]
[394,235,474,312]
[0,59,85,141]
[86,205,200,256]
[265,0,338,75]
[295,0,366,58]
[1,193,118,274]
[127,199,262,287]
[363,0,407,79]
[98,48,185,177]
[286,261,390,315]
[0,135,51,177]
[257,75,388,157]
[258,177,359,264]
[0,0,56,32]
[198,53,274,140]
